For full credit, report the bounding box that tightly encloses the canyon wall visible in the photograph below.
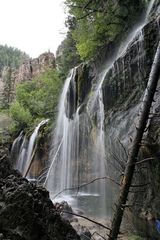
[0,52,55,108]
[64,2,160,238]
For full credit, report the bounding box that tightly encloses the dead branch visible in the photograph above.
[37,169,48,184]
[92,231,107,240]
[83,0,94,10]
[129,190,146,194]
[52,176,120,199]
[130,182,150,188]
[80,233,91,240]
[0,154,6,160]
[109,158,123,173]
[24,143,37,178]
[77,10,97,20]
[60,210,111,231]
[136,157,154,165]
[111,151,125,171]
[117,138,128,158]
[43,138,63,187]
[69,4,127,23]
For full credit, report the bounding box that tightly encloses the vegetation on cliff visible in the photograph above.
[56,0,148,78]
[66,0,146,60]
[10,69,62,134]
[0,45,29,71]
[56,32,81,80]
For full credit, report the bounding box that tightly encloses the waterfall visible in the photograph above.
[118,0,156,56]
[11,131,24,165]
[45,0,156,218]
[14,135,28,174]
[12,119,49,178]
[45,69,78,190]
[45,68,110,217]
[23,119,49,177]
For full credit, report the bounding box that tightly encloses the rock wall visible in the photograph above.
[0,52,55,108]
[100,12,160,239]
[102,19,159,112]
[64,4,160,238]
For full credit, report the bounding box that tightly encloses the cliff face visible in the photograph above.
[15,52,55,84]
[102,19,159,112]
[64,2,160,238]
[0,52,55,108]
[101,16,160,238]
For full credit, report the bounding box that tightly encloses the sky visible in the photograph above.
[0,0,67,58]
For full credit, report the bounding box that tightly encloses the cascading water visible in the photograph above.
[47,70,78,191]
[45,0,157,218]
[11,131,24,165]
[118,0,156,56]
[12,119,49,178]
[14,135,28,174]
[23,119,49,177]
[45,68,110,217]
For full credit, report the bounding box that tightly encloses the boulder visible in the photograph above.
[0,155,80,240]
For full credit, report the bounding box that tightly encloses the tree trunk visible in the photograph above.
[108,41,160,240]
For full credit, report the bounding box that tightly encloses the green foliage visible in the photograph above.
[10,69,62,134]
[64,0,146,60]
[0,45,29,109]
[10,101,32,130]
[56,32,81,79]
[1,66,13,108]
[0,44,29,71]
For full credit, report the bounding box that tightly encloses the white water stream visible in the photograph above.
[13,119,49,178]
[44,0,157,218]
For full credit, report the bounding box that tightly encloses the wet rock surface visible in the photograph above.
[102,17,160,113]
[61,7,160,239]
[0,155,80,240]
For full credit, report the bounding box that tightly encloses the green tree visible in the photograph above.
[56,31,81,80]
[64,0,146,60]
[0,44,29,71]
[10,101,32,131]
[10,69,62,134]
[2,67,13,108]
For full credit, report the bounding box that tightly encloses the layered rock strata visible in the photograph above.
[0,52,55,108]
